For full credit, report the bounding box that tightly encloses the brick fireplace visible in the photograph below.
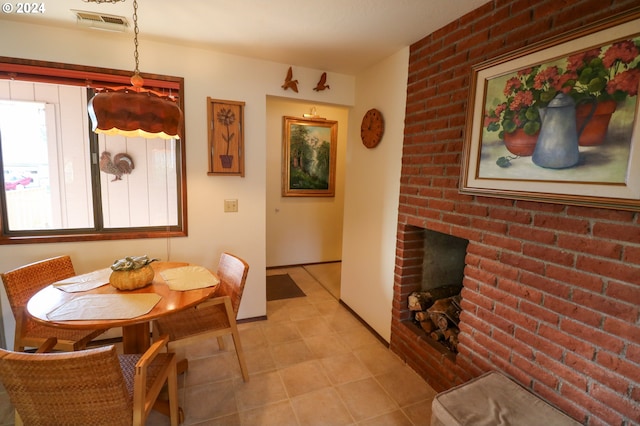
[389,1,640,425]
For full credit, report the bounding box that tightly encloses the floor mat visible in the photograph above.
[266,273,306,301]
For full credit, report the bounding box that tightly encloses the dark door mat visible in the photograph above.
[266,273,306,301]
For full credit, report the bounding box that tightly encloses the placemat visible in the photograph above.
[46,293,162,321]
[53,268,111,293]
[160,266,220,291]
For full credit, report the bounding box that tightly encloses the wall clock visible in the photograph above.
[360,108,384,148]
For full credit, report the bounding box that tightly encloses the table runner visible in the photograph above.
[53,268,111,293]
[46,293,162,321]
[160,266,220,291]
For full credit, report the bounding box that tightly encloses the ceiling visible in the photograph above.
[2,0,488,74]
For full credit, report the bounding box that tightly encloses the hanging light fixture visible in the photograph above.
[88,0,183,139]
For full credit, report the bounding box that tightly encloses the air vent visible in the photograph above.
[71,9,129,32]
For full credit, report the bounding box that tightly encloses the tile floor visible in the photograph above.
[0,266,438,425]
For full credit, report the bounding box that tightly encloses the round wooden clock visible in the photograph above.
[360,108,384,148]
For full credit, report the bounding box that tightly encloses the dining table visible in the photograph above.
[26,261,220,354]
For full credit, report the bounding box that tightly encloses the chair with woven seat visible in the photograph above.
[153,252,250,381]
[0,335,180,426]
[1,255,107,352]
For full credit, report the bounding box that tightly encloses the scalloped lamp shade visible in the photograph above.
[88,89,183,140]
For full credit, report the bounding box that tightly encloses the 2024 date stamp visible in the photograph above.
[2,3,45,14]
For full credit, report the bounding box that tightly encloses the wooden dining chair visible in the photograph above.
[152,252,250,381]
[0,335,180,426]
[0,255,107,351]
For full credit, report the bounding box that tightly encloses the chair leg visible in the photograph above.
[230,329,249,382]
[217,336,226,350]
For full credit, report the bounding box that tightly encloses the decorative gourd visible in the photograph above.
[109,255,158,290]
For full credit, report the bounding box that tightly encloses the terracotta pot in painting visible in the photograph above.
[576,99,617,146]
[503,128,539,156]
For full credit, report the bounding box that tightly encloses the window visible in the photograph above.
[0,58,187,244]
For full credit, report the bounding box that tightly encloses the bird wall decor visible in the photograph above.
[99,151,135,181]
[281,66,299,93]
[313,72,330,91]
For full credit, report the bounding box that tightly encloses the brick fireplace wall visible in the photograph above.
[390,1,640,425]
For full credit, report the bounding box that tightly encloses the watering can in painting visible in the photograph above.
[532,93,596,169]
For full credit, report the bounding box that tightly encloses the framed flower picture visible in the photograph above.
[460,11,640,211]
[208,98,245,176]
[282,116,337,197]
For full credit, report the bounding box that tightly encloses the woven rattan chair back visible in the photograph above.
[0,345,131,425]
[0,337,179,426]
[1,255,75,320]
[0,256,106,351]
[153,252,250,381]
[215,252,250,314]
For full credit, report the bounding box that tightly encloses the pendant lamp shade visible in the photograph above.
[87,0,183,140]
[88,76,183,140]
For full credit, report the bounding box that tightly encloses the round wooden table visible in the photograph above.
[26,261,219,353]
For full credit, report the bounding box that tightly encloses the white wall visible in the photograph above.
[0,20,355,349]
[341,48,409,343]
[265,97,348,267]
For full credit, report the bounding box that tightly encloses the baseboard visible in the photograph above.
[339,299,389,348]
[267,260,341,269]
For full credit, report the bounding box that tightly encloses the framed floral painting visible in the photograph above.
[208,98,245,176]
[282,116,337,197]
[460,11,640,211]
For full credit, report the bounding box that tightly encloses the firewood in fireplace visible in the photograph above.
[408,285,462,312]
[420,318,437,333]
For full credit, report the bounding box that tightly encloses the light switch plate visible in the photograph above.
[224,199,238,212]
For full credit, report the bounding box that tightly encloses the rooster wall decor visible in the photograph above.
[313,72,330,91]
[281,66,299,93]
[99,151,135,181]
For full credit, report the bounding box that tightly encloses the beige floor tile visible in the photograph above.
[239,400,299,426]
[279,359,332,398]
[294,316,333,337]
[402,399,434,426]
[354,343,405,376]
[290,387,354,426]
[375,366,438,407]
[337,326,381,350]
[244,345,277,375]
[233,371,288,412]
[238,324,268,350]
[320,352,372,386]
[262,321,302,345]
[336,377,398,422]
[304,333,351,359]
[270,340,314,368]
[184,351,242,387]
[183,379,237,424]
[359,409,414,426]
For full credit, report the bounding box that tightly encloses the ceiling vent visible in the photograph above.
[72,10,129,32]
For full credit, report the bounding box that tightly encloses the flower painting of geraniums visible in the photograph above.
[461,12,640,211]
[208,98,245,176]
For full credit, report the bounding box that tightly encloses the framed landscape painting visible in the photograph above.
[460,11,640,211]
[282,116,337,197]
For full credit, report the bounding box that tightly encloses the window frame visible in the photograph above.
[0,56,188,244]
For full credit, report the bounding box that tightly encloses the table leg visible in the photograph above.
[122,322,150,354]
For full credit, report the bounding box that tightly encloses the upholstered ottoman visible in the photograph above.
[431,371,581,426]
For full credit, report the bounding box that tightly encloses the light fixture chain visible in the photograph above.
[133,0,139,75]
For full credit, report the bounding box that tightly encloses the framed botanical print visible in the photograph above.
[208,98,245,176]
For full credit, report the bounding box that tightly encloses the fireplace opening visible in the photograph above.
[407,228,468,354]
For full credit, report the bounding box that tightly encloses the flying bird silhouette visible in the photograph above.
[281,66,299,93]
[313,72,330,91]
